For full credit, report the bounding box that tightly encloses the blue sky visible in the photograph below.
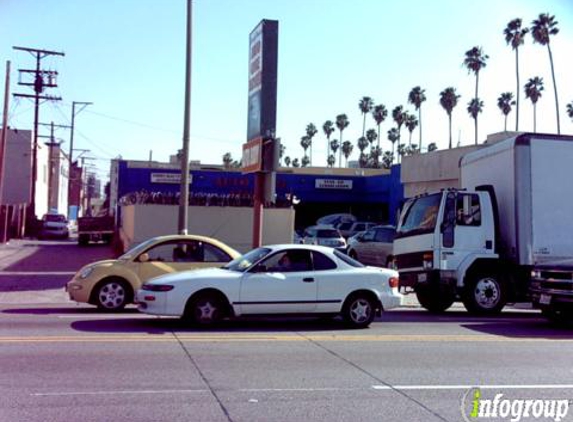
[2,0,573,180]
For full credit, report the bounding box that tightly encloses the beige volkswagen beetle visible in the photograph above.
[67,234,240,310]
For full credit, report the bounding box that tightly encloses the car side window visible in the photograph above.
[145,243,177,262]
[260,250,313,273]
[374,228,395,242]
[311,251,337,271]
[362,230,375,241]
[203,243,232,262]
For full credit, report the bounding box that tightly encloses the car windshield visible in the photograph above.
[397,193,442,237]
[334,249,364,267]
[316,229,340,238]
[118,238,159,260]
[223,247,272,272]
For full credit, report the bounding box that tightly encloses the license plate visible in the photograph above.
[417,273,427,283]
[540,294,552,305]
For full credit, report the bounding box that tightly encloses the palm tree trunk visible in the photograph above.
[377,125,380,149]
[408,131,412,147]
[448,114,452,149]
[338,132,343,167]
[475,71,479,100]
[362,113,366,137]
[474,116,478,145]
[515,48,520,131]
[504,114,508,132]
[547,44,560,134]
[418,107,422,153]
[326,136,329,166]
[533,104,537,133]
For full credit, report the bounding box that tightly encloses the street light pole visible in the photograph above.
[68,101,92,220]
[178,0,192,235]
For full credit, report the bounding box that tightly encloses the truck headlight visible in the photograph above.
[422,252,433,269]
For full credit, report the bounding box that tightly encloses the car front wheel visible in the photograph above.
[186,293,224,326]
[95,279,130,310]
[343,294,376,328]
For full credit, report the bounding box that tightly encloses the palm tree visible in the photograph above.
[372,104,388,149]
[567,101,573,121]
[358,153,369,168]
[305,123,318,165]
[392,106,406,142]
[439,87,461,149]
[382,151,393,169]
[464,46,488,144]
[322,120,335,166]
[358,96,374,137]
[335,114,349,167]
[397,144,407,164]
[330,139,340,165]
[279,142,285,165]
[504,18,528,131]
[300,135,311,159]
[408,86,426,151]
[365,129,377,150]
[292,158,300,168]
[357,136,369,167]
[327,154,336,168]
[222,152,233,169]
[467,98,484,144]
[497,92,516,131]
[341,141,353,167]
[524,76,544,132]
[387,128,399,162]
[301,156,310,167]
[284,156,291,167]
[427,142,438,152]
[369,146,382,168]
[532,13,560,133]
[404,114,418,147]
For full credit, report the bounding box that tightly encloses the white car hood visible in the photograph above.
[147,267,241,285]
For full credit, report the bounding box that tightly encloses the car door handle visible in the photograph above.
[303,277,315,282]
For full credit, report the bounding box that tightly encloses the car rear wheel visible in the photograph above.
[185,293,224,326]
[343,294,376,328]
[95,279,130,310]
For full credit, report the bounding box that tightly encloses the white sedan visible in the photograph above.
[136,244,403,328]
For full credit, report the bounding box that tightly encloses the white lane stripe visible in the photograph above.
[0,271,75,276]
[31,389,209,397]
[372,384,573,391]
[32,384,573,397]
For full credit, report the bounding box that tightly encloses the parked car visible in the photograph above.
[66,234,240,310]
[301,225,346,250]
[346,225,396,267]
[137,244,403,328]
[336,221,378,239]
[39,213,69,239]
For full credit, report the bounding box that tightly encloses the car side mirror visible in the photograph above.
[138,253,149,263]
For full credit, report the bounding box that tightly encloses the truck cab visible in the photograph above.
[394,189,507,314]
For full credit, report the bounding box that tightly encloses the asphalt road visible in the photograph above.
[0,240,572,422]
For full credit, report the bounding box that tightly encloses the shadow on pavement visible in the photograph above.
[2,306,139,315]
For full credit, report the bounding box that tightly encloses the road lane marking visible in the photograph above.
[372,384,573,390]
[0,271,76,276]
[31,389,209,397]
[2,333,573,343]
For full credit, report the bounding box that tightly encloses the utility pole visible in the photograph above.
[68,101,92,220]
[12,46,64,222]
[178,0,192,235]
[0,61,10,243]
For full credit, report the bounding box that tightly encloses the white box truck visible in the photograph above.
[393,133,573,318]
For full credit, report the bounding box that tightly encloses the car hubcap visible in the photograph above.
[196,300,218,322]
[99,283,125,309]
[349,299,371,323]
[474,278,499,309]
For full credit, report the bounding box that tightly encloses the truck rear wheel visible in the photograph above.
[462,272,506,315]
[416,286,454,313]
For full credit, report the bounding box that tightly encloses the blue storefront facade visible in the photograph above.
[112,160,404,229]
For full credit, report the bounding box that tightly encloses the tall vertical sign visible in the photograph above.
[243,19,279,248]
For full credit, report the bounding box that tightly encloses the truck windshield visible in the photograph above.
[396,193,442,237]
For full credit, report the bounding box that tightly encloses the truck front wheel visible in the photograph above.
[463,272,506,315]
[416,286,454,313]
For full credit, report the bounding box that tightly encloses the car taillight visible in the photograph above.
[388,277,399,289]
[142,284,174,292]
